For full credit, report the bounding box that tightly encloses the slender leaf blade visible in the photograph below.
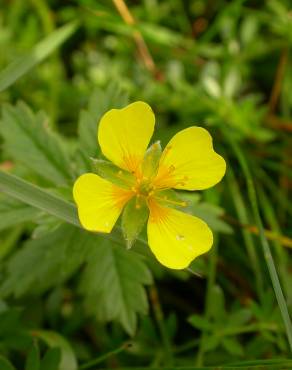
[0,21,78,92]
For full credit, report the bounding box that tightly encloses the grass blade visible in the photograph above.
[0,170,149,251]
[0,170,79,227]
[225,135,292,351]
[0,21,78,92]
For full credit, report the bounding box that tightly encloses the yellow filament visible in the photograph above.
[155,196,187,208]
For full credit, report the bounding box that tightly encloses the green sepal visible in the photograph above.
[121,197,149,249]
[142,141,162,178]
[154,189,188,210]
[91,159,135,189]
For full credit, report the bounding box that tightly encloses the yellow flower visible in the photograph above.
[73,102,226,269]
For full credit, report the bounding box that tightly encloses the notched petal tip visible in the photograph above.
[147,202,213,270]
[97,101,155,173]
[154,126,226,191]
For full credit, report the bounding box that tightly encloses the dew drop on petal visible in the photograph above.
[176,234,185,241]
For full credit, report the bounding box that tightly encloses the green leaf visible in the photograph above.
[188,314,212,331]
[0,21,78,92]
[182,193,232,234]
[77,84,128,170]
[40,348,61,370]
[0,103,73,185]
[91,159,135,189]
[0,356,15,370]
[209,285,226,321]
[0,215,152,335]
[0,197,40,231]
[202,335,220,352]
[222,337,244,357]
[33,330,77,370]
[122,197,149,248]
[0,224,91,297]
[229,308,252,326]
[25,341,40,370]
[202,76,221,98]
[79,239,152,335]
[32,215,62,239]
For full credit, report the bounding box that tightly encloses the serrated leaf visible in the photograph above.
[25,341,40,370]
[0,102,73,185]
[0,197,40,231]
[0,224,91,297]
[33,331,77,370]
[122,197,149,249]
[0,218,152,335]
[77,84,128,170]
[0,21,78,92]
[79,239,152,335]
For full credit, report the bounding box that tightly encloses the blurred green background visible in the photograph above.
[0,0,292,369]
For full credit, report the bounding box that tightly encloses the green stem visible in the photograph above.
[258,188,289,297]
[196,240,218,366]
[226,134,292,351]
[226,167,263,299]
[211,322,280,338]
[149,285,174,366]
[29,0,61,127]
[79,342,131,369]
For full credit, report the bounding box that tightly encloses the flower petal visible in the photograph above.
[98,101,155,173]
[73,173,133,233]
[154,127,226,190]
[147,200,213,269]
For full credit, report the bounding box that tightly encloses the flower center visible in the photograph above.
[131,174,188,211]
[132,176,155,198]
